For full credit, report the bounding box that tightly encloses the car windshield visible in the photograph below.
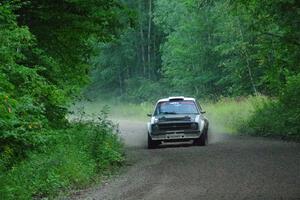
[154,100,199,115]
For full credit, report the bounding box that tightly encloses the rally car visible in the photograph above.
[147,96,209,149]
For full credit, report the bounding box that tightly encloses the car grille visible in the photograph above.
[158,116,191,122]
[158,123,194,131]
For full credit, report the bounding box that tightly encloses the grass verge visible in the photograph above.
[204,96,265,134]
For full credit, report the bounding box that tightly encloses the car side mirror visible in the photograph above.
[201,111,206,114]
[147,113,152,117]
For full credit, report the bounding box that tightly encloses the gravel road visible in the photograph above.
[73,119,300,200]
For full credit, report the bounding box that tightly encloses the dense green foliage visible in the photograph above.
[0,0,127,198]
[88,0,300,138]
[0,0,125,166]
[87,0,165,101]
[244,74,300,139]
[0,118,123,199]
[89,0,300,99]
[0,1,66,168]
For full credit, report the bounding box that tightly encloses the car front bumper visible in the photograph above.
[150,131,201,141]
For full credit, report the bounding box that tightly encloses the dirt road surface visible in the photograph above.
[73,119,300,200]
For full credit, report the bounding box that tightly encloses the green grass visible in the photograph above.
[0,122,124,200]
[204,96,265,134]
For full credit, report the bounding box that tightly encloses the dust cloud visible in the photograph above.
[114,119,148,148]
[207,120,230,144]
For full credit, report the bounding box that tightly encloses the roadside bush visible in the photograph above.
[0,2,68,169]
[0,120,124,200]
[0,2,125,200]
[242,74,300,139]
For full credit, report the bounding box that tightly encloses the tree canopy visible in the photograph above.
[0,0,130,168]
[89,0,300,101]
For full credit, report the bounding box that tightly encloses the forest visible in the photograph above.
[89,0,300,137]
[0,0,128,199]
[0,0,299,199]
[90,0,300,100]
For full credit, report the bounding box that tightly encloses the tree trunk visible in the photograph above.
[118,71,123,96]
[153,29,156,79]
[147,0,152,79]
[139,1,146,77]
[238,20,258,95]
[244,52,257,94]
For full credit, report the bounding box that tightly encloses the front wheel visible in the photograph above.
[194,128,208,146]
[148,134,159,149]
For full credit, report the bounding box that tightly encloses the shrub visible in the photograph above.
[0,2,68,169]
[0,122,123,200]
[243,74,300,139]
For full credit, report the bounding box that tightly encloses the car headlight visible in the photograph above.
[152,124,159,131]
[191,123,198,130]
[151,117,159,124]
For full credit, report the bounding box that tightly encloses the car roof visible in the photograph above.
[157,96,196,103]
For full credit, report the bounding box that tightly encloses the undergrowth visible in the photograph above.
[241,74,300,140]
[0,111,124,200]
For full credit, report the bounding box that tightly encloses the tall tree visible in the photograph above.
[147,0,152,79]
